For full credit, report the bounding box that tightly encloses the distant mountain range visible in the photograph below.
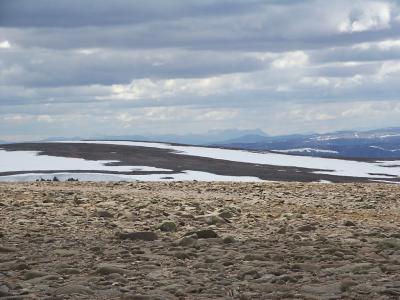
[212,127,400,159]
[41,129,268,146]
[4,127,400,159]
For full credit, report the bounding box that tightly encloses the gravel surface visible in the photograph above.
[1,181,400,299]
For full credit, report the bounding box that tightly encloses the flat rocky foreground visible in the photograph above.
[0,182,400,299]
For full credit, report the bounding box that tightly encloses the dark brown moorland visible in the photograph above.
[2,143,400,183]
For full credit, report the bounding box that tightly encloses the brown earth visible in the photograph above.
[1,181,400,299]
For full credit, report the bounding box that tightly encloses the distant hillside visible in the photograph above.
[212,127,400,159]
[95,128,268,145]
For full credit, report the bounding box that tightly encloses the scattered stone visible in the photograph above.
[297,224,316,232]
[58,267,80,275]
[238,270,261,280]
[1,181,400,299]
[243,254,265,261]
[277,227,286,234]
[0,285,11,297]
[185,229,218,239]
[301,282,342,298]
[344,220,356,226]
[376,238,400,250]
[223,235,235,244]
[158,221,177,232]
[116,231,158,241]
[218,207,240,219]
[178,235,198,247]
[24,270,49,280]
[0,245,17,253]
[341,279,358,291]
[97,263,129,275]
[95,209,114,218]
[54,284,94,296]
[122,295,155,300]
[204,215,226,225]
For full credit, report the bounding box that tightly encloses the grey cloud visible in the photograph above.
[1,0,400,140]
[0,48,264,87]
[0,0,264,28]
[2,1,398,52]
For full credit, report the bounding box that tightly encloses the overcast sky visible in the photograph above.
[1,0,400,141]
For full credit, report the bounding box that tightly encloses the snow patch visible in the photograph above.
[55,141,400,179]
[0,171,263,182]
[370,146,400,152]
[0,150,171,173]
[273,148,338,154]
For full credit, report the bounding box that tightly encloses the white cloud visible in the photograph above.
[272,51,309,69]
[0,40,11,49]
[36,115,54,123]
[195,110,238,121]
[103,74,254,101]
[353,39,400,50]
[376,61,400,79]
[338,1,392,33]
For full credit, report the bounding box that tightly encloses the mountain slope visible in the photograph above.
[213,127,400,159]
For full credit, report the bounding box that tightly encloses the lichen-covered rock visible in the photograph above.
[158,221,177,232]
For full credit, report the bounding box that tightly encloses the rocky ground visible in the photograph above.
[0,182,400,299]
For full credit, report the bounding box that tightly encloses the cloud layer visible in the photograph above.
[1,0,400,141]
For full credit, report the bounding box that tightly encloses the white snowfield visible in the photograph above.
[0,171,262,182]
[273,148,339,154]
[0,148,260,182]
[0,150,171,173]
[55,141,400,179]
[1,141,400,182]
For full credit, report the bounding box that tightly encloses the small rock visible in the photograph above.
[178,235,198,247]
[116,231,158,241]
[277,227,286,234]
[54,284,94,296]
[158,221,177,232]
[301,282,341,297]
[95,210,114,218]
[174,252,192,260]
[13,262,30,271]
[243,254,265,261]
[0,285,11,297]
[24,270,49,280]
[223,235,235,244]
[238,270,261,280]
[344,220,356,227]
[297,224,316,232]
[185,229,218,239]
[58,267,80,275]
[218,207,240,219]
[204,215,226,225]
[377,238,400,250]
[121,294,154,300]
[73,195,84,205]
[97,263,129,275]
[341,279,358,291]
[0,245,17,253]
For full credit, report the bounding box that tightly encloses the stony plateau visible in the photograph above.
[0,181,399,299]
